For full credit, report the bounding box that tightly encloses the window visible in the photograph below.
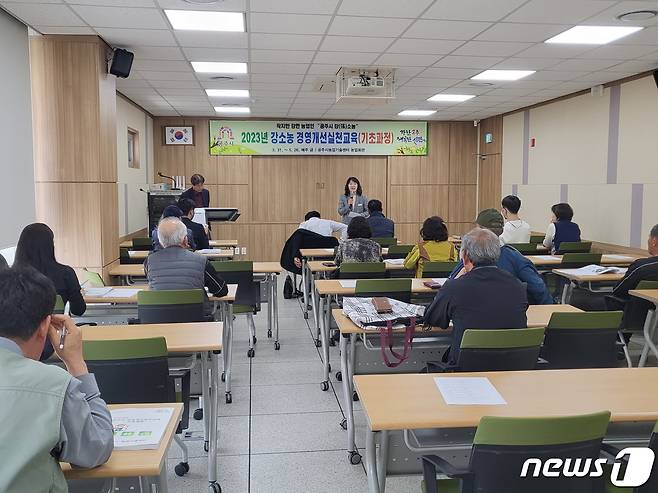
[127,127,140,169]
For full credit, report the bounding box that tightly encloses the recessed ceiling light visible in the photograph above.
[165,9,245,32]
[214,106,250,114]
[427,94,476,102]
[617,10,658,22]
[206,89,249,98]
[192,62,247,74]
[545,25,643,45]
[471,70,535,81]
[398,110,436,117]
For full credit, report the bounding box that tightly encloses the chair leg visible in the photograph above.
[247,313,256,358]
[619,331,633,368]
[174,434,188,462]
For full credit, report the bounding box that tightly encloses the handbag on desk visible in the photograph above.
[342,297,425,368]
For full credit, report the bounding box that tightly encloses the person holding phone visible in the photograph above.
[337,176,368,224]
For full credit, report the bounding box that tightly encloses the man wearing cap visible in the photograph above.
[449,208,553,305]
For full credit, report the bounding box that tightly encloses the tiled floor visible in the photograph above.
[163,286,420,493]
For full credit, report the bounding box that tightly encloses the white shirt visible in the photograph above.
[500,219,531,245]
[299,217,347,241]
[543,222,556,251]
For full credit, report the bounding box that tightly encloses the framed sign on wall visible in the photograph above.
[164,126,194,145]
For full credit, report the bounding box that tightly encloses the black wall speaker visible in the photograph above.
[109,48,134,78]
[653,69,658,89]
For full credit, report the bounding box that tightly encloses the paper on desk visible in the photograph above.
[111,407,174,450]
[384,258,405,265]
[435,377,507,406]
[604,254,635,261]
[562,265,627,276]
[339,280,357,288]
[533,255,560,261]
[431,278,449,286]
[196,248,226,254]
[84,287,113,297]
[106,288,142,298]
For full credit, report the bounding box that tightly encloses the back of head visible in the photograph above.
[347,216,372,239]
[177,198,196,217]
[190,174,205,186]
[475,209,505,236]
[162,205,183,219]
[420,216,448,242]
[501,195,521,214]
[367,199,383,214]
[551,202,574,221]
[158,217,188,248]
[649,224,658,255]
[304,210,321,221]
[462,228,501,266]
[14,223,57,273]
[0,266,56,341]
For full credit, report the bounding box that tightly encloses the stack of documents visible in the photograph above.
[383,258,405,265]
[562,265,627,276]
[85,288,141,298]
[112,407,174,450]
[435,377,507,406]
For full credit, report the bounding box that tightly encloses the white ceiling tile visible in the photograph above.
[131,46,184,60]
[503,0,615,23]
[583,1,658,27]
[320,36,392,53]
[451,41,532,57]
[514,43,596,58]
[425,0,526,21]
[475,23,570,42]
[181,47,248,62]
[639,49,658,60]
[1,2,85,26]
[404,19,492,40]
[156,0,245,10]
[572,72,619,84]
[402,77,461,87]
[387,38,464,54]
[195,72,248,82]
[250,12,331,35]
[95,28,177,47]
[174,31,248,49]
[250,33,322,51]
[375,53,441,67]
[492,57,562,70]
[524,70,589,81]
[149,80,202,89]
[250,63,309,74]
[433,55,504,68]
[250,73,302,83]
[2,0,62,3]
[419,67,481,78]
[250,50,315,63]
[156,88,207,96]
[138,70,196,81]
[337,0,433,18]
[251,0,338,14]
[33,26,95,34]
[329,16,413,37]
[306,64,341,75]
[551,58,624,72]
[200,80,251,89]
[71,5,167,28]
[314,51,379,65]
[614,27,658,45]
[132,59,191,71]
[66,0,155,6]
[577,44,658,59]
[605,60,658,72]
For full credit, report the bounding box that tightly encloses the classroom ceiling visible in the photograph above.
[3,0,658,120]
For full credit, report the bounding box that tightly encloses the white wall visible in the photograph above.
[0,10,34,250]
[502,75,658,248]
[116,94,154,236]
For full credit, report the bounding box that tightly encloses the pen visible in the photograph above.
[59,326,66,350]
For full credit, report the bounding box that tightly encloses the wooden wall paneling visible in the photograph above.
[449,122,478,185]
[421,122,451,184]
[448,223,475,236]
[97,43,117,183]
[252,157,320,223]
[448,185,478,223]
[394,223,422,245]
[388,156,422,185]
[479,115,503,155]
[153,118,186,179]
[249,224,289,262]
[183,118,217,185]
[30,37,101,182]
[209,184,252,223]
[478,154,503,211]
[216,155,252,185]
[388,185,450,223]
[35,182,102,268]
[209,223,250,258]
[100,182,119,266]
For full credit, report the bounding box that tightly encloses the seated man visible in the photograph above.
[145,217,228,301]
[293,211,347,269]
[178,198,210,251]
[0,266,114,492]
[450,209,553,304]
[424,228,529,365]
[366,199,394,238]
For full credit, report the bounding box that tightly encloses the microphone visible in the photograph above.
[139,188,148,193]
[158,172,175,184]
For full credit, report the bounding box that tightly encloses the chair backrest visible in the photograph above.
[386,244,413,259]
[423,261,459,278]
[542,311,623,369]
[556,241,592,254]
[132,237,153,251]
[83,268,105,287]
[211,261,259,308]
[354,278,412,303]
[457,328,545,372]
[372,237,397,247]
[466,411,611,493]
[508,243,539,255]
[559,253,602,269]
[53,295,65,314]
[338,262,386,279]
[529,234,544,244]
[640,421,658,493]
[137,289,205,323]
[83,337,173,405]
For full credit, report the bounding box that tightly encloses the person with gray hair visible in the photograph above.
[424,227,529,366]
[145,217,228,303]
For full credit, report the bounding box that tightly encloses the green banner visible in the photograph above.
[209,120,427,156]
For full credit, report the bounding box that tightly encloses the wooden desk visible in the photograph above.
[315,278,436,296]
[308,260,408,273]
[63,403,183,481]
[108,262,281,281]
[530,254,641,267]
[354,368,658,493]
[120,239,238,249]
[629,289,658,367]
[83,285,238,305]
[552,268,625,304]
[128,250,234,260]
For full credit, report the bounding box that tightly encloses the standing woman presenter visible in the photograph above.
[337,176,368,225]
